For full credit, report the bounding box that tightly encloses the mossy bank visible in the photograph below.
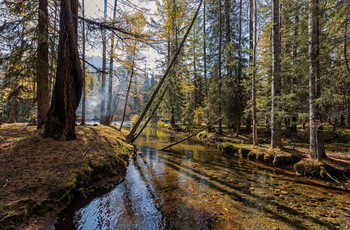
[0,124,135,229]
[194,130,350,188]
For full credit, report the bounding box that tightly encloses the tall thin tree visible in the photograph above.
[106,0,118,124]
[217,0,223,135]
[308,0,325,160]
[236,0,243,135]
[271,0,281,148]
[81,0,86,125]
[100,0,108,124]
[250,0,258,145]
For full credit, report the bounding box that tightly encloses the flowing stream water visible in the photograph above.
[55,127,350,229]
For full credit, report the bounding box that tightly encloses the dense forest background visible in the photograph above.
[0,0,349,159]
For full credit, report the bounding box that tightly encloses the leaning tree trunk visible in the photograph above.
[43,0,83,141]
[308,0,325,160]
[37,0,50,129]
[271,0,282,148]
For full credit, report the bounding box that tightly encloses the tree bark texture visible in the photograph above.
[308,0,325,160]
[44,0,83,141]
[271,0,282,148]
[37,0,50,129]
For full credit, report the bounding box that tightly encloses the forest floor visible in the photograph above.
[0,123,134,229]
[166,124,350,190]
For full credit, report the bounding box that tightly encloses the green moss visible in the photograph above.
[294,161,327,177]
[217,142,239,154]
[239,147,251,158]
[273,154,294,166]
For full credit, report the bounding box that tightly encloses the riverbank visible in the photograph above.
[160,124,350,190]
[0,123,134,229]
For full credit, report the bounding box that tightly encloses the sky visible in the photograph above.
[81,0,161,75]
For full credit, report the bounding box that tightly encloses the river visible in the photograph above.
[54,127,350,229]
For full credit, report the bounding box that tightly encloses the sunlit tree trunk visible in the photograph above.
[44,0,83,141]
[37,0,49,129]
[271,0,281,148]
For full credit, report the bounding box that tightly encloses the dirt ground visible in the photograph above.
[0,123,134,229]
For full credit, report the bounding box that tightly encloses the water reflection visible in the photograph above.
[74,161,163,230]
[57,127,350,230]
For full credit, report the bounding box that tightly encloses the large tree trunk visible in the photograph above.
[217,0,223,135]
[81,0,86,126]
[43,0,83,141]
[271,0,282,148]
[37,0,50,129]
[7,99,16,123]
[308,0,325,160]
